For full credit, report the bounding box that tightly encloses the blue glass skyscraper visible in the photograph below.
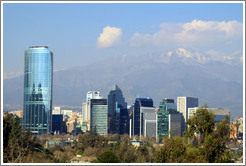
[108,85,128,134]
[23,46,53,135]
[132,98,153,136]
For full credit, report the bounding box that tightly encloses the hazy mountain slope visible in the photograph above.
[3,51,243,117]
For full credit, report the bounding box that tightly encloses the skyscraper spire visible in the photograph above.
[108,84,128,134]
[112,84,121,91]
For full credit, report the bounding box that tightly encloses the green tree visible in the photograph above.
[3,113,56,163]
[182,146,206,163]
[22,151,55,163]
[185,108,215,143]
[138,146,149,160]
[116,140,137,163]
[201,134,231,163]
[201,116,232,163]
[154,109,232,163]
[57,154,70,163]
[75,132,107,152]
[214,115,230,141]
[96,150,120,163]
[154,137,186,163]
[3,114,29,162]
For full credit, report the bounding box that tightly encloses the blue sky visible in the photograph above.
[3,2,244,74]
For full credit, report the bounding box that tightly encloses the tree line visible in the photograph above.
[3,108,240,163]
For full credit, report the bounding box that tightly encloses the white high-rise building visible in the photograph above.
[82,91,103,131]
[188,107,199,120]
[177,97,198,122]
[86,91,103,102]
[177,97,198,131]
[82,102,91,124]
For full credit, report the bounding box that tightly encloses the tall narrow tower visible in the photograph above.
[177,96,198,131]
[108,84,128,134]
[23,46,53,135]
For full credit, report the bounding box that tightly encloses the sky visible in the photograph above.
[3,2,244,75]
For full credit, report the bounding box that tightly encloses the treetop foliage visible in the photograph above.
[154,108,233,163]
[185,108,215,143]
[4,108,236,163]
[3,113,55,163]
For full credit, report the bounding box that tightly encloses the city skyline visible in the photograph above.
[1,2,245,163]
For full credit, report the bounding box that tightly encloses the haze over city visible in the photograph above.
[3,2,244,118]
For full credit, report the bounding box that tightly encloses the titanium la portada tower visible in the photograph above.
[22,46,53,135]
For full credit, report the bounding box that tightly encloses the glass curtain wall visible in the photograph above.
[23,46,53,135]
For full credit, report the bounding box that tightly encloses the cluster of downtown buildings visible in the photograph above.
[21,46,233,141]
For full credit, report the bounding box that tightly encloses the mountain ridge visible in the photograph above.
[3,48,243,117]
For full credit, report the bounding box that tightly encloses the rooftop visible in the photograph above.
[111,84,121,91]
[29,46,48,49]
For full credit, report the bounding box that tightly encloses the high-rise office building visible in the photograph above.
[188,107,199,120]
[157,98,176,137]
[141,107,157,138]
[23,46,53,134]
[157,98,184,139]
[177,97,198,131]
[86,91,102,101]
[168,113,183,137]
[52,114,63,134]
[90,98,108,135]
[82,91,103,131]
[108,84,128,134]
[131,98,154,137]
[119,106,129,134]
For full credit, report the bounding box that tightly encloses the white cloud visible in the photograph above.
[130,32,152,47]
[205,49,243,64]
[130,20,242,48]
[174,20,242,43]
[97,26,122,48]
[130,23,181,47]
[129,20,243,63]
[181,20,237,34]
